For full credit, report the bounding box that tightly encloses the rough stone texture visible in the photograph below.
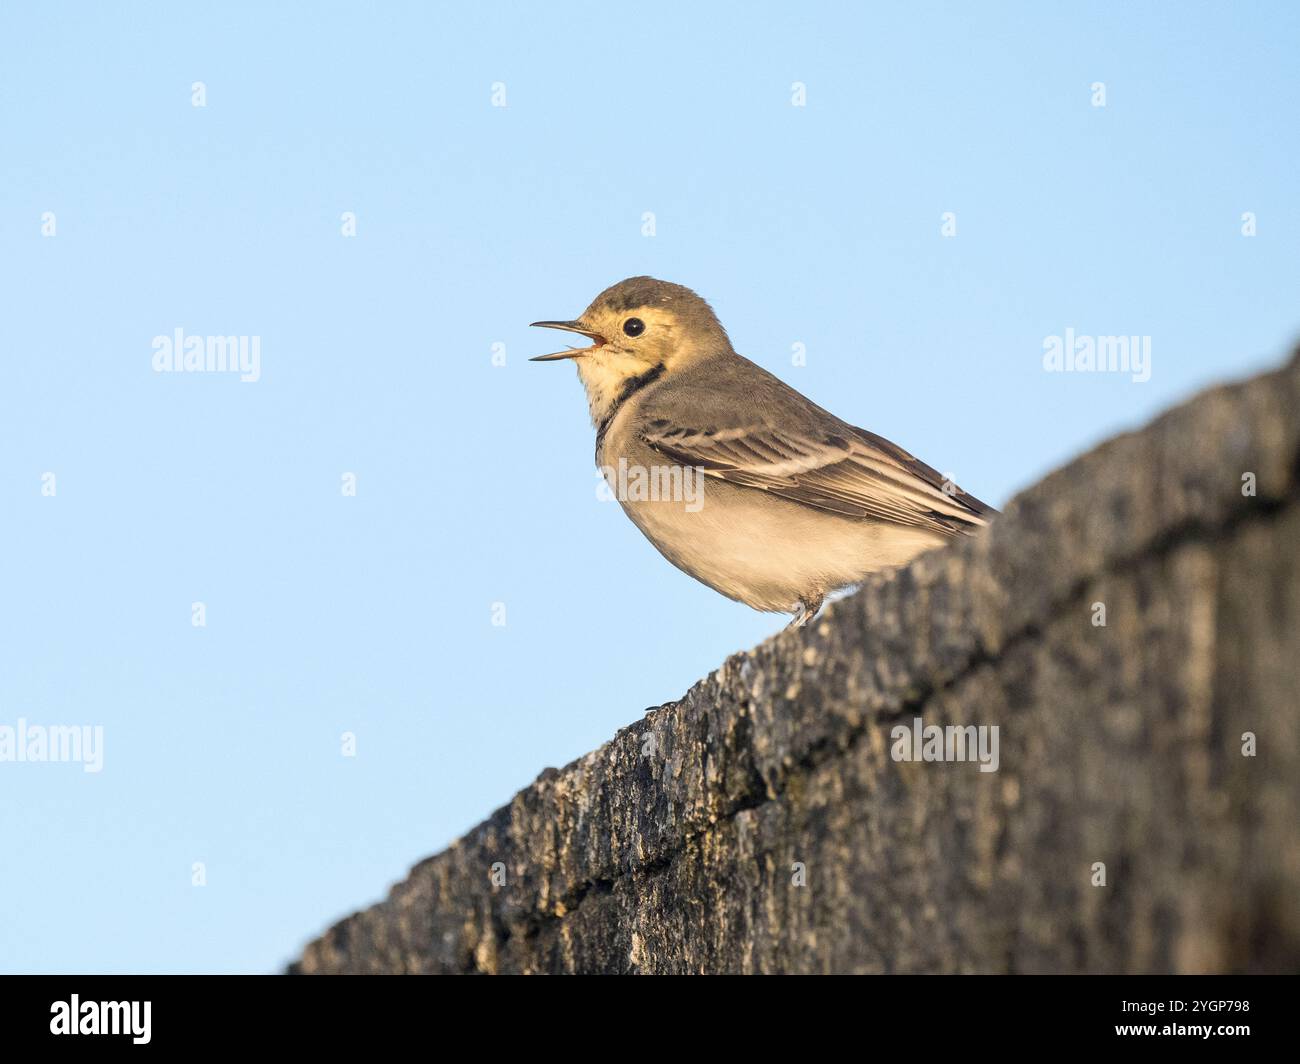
[294,351,1300,974]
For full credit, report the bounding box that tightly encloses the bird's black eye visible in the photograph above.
[623,317,645,337]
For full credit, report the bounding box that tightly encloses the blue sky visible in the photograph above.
[1,2,1296,973]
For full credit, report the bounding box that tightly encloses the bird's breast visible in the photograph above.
[595,428,949,613]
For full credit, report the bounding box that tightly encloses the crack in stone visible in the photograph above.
[290,354,1300,973]
[527,486,1296,941]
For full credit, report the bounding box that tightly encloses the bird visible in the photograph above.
[530,277,996,628]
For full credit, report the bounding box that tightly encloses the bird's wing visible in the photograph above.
[640,418,995,534]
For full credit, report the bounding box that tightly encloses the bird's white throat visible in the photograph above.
[576,356,661,434]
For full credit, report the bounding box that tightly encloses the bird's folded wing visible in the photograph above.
[641,420,994,533]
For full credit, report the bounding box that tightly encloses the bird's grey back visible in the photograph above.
[636,351,997,524]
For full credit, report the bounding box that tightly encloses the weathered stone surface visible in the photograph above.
[293,351,1300,974]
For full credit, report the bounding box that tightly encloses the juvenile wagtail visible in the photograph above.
[531,277,996,628]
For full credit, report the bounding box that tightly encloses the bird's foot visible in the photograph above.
[786,596,824,631]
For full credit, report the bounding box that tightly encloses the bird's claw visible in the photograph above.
[786,597,824,631]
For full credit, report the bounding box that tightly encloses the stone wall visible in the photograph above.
[293,350,1300,974]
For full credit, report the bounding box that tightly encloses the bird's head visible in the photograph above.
[530,277,732,428]
[531,276,730,367]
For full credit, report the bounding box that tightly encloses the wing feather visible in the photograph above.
[641,420,995,535]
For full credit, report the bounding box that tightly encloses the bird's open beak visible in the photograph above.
[529,320,607,362]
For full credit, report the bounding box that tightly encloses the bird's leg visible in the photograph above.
[786,595,824,631]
